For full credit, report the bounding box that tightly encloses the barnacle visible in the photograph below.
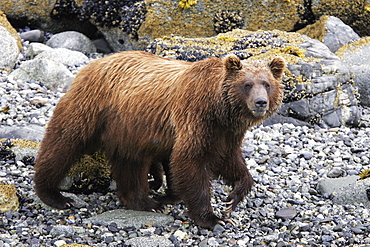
[178,0,197,9]
[0,139,15,163]
[213,10,244,34]
[51,0,81,19]
[52,0,147,38]
[121,1,147,39]
[358,169,370,180]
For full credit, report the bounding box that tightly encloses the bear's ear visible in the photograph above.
[268,56,286,80]
[224,54,242,72]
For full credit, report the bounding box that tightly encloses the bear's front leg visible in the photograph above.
[221,152,254,211]
[170,159,222,229]
[170,138,231,229]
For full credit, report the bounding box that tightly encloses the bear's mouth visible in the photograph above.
[252,109,267,118]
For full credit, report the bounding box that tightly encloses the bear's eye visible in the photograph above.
[244,83,252,90]
[263,81,270,90]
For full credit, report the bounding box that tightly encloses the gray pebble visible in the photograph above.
[275,208,297,220]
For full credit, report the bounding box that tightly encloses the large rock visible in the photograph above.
[318,176,370,207]
[8,58,74,92]
[0,125,44,142]
[317,176,359,194]
[0,10,22,50]
[311,0,370,37]
[298,16,360,53]
[35,48,90,67]
[0,11,21,71]
[84,209,174,228]
[125,236,172,247]
[147,29,360,128]
[46,31,97,54]
[0,0,95,34]
[135,0,304,49]
[336,37,370,107]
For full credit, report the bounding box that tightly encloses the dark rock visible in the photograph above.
[351,227,364,234]
[327,167,344,178]
[92,38,113,54]
[20,30,44,42]
[275,208,297,220]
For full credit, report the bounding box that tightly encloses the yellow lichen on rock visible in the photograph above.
[9,138,40,149]
[0,184,19,213]
[178,0,197,9]
[365,3,370,12]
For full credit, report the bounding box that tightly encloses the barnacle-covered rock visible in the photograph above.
[51,0,81,19]
[311,0,370,37]
[78,0,147,51]
[213,10,244,34]
[298,15,360,53]
[64,152,112,194]
[147,29,360,127]
[0,139,16,164]
[1,0,94,34]
[137,0,304,49]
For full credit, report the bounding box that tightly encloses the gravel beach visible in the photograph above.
[1,39,370,247]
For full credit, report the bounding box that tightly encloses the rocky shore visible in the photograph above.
[1,13,370,247]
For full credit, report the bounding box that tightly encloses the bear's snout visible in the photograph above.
[254,97,268,109]
[251,97,268,117]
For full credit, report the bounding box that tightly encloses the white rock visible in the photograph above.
[0,26,20,71]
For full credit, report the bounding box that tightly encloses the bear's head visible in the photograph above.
[223,54,285,121]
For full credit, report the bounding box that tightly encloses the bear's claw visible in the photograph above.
[218,218,237,227]
[224,199,235,214]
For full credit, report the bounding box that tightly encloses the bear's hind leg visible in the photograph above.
[110,155,164,212]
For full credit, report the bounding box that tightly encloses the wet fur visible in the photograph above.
[34,51,285,229]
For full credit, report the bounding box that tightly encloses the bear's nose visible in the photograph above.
[254,98,267,109]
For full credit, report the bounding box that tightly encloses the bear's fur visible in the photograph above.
[34,51,285,229]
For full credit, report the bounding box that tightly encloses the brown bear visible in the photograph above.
[34,51,285,229]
